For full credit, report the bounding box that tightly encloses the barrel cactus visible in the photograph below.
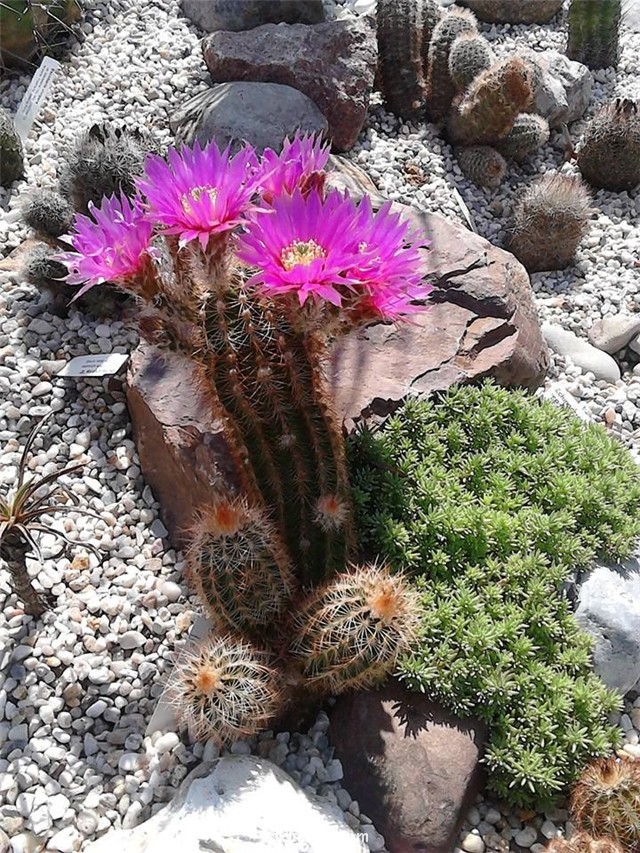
[456,145,507,188]
[577,99,640,192]
[570,756,640,851]
[0,107,24,187]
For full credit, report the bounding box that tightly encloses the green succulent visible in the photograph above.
[348,381,640,808]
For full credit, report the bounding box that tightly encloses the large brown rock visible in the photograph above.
[126,208,548,544]
[202,18,377,151]
[329,681,488,853]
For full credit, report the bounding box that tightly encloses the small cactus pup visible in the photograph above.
[376,0,443,119]
[567,0,623,70]
[59,122,158,213]
[169,634,283,744]
[577,99,640,192]
[456,145,507,188]
[22,189,75,237]
[187,497,297,641]
[288,563,421,695]
[448,33,494,93]
[425,7,478,122]
[448,57,536,146]
[495,113,551,163]
[508,173,593,273]
[545,832,624,853]
[0,107,24,187]
[460,0,562,24]
[23,244,69,288]
[569,756,640,851]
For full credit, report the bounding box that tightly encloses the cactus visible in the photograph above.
[59,122,156,213]
[577,99,640,192]
[496,113,550,162]
[569,756,640,851]
[23,189,75,237]
[508,173,593,272]
[448,57,535,146]
[0,108,24,187]
[376,0,443,119]
[0,0,83,70]
[545,833,624,853]
[567,0,623,70]
[456,146,507,188]
[170,635,283,744]
[188,497,297,639]
[448,33,494,93]
[288,563,420,694]
[23,244,68,286]
[425,8,478,122]
[460,0,562,24]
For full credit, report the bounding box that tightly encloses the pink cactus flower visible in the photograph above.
[136,140,259,249]
[258,133,330,203]
[57,194,156,299]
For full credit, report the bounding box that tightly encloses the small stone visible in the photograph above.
[485,808,501,825]
[325,759,343,782]
[119,630,146,649]
[48,825,81,852]
[86,699,108,718]
[541,819,559,840]
[514,827,538,848]
[155,732,179,755]
[461,831,485,853]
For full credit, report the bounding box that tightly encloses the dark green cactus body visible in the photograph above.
[0,108,24,187]
[496,113,550,162]
[567,0,622,70]
[425,9,478,122]
[448,33,493,93]
[577,99,640,191]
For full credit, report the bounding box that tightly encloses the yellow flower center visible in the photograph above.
[181,185,218,214]
[281,239,326,271]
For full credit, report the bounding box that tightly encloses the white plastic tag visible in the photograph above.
[542,382,592,423]
[14,57,61,142]
[57,353,129,378]
[452,187,478,233]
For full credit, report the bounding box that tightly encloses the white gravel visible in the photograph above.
[0,0,639,851]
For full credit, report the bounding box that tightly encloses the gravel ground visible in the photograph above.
[0,0,639,851]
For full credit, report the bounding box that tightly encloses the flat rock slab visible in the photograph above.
[181,0,325,32]
[126,209,548,544]
[329,681,488,853]
[170,81,328,151]
[86,755,366,852]
[202,18,377,151]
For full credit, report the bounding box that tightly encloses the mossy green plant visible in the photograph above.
[348,381,640,808]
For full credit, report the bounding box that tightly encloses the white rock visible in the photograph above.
[542,324,621,384]
[85,756,366,852]
[155,732,179,755]
[119,631,146,649]
[47,825,82,852]
[588,316,640,355]
[533,51,592,129]
[515,827,539,848]
[461,831,485,853]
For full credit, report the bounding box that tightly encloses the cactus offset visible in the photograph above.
[23,189,75,237]
[188,497,297,639]
[376,0,442,119]
[456,146,507,188]
[577,99,640,191]
[289,563,421,694]
[496,113,550,162]
[0,108,24,187]
[508,173,592,272]
[170,635,283,744]
[448,57,535,146]
[545,833,624,853]
[425,8,478,122]
[567,0,622,70]
[24,245,68,287]
[570,756,640,851]
[461,0,562,23]
[448,33,494,93]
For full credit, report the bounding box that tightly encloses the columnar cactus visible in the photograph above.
[425,8,478,122]
[448,33,494,93]
[0,107,24,187]
[567,0,622,70]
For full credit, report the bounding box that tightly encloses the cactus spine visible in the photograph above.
[577,99,640,192]
[23,189,75,237]
[456,146,507,188]
[170,635,283,744]
[448,33,494,93]
[425,8,478,122]
[448,57,535,145]
[0,108,24,187]
[567,0,622,70]
[545,833,624,853]
[569,756,640,851]
[496,113,550,162]
[376,0,443,119]
[508,173,592,272]
[289,563,420,694]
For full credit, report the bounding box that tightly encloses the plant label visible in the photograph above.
[14,57,61,142]
[57,353,129,378]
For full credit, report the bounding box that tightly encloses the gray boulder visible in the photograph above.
[202,18,377,151]
[588,315,640,355]
[575,559,640,696]
[542,323,621,383]
[533,50,592,129]
[170,82,328,152]
[181,0,325,32]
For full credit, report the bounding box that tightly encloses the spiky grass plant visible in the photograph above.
[0,414,100,616]
[570,757,640,850]
[169,635,283,745]
[289,563,421,694]
[546,833,624,853]
[348,381,640,807]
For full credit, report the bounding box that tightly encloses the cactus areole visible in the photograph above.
[57,134,433,588]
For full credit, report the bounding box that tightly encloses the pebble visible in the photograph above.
[461,831,486,853]
[514,827,539,848]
